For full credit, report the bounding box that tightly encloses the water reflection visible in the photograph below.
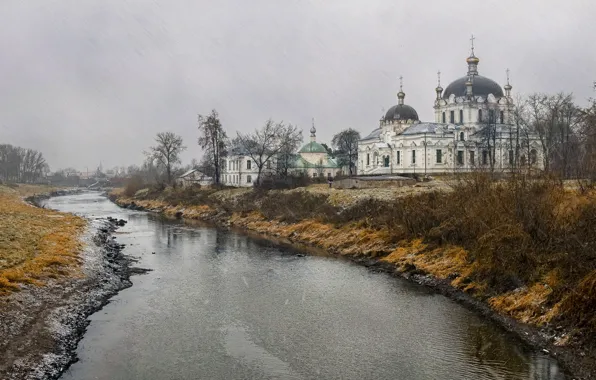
[48,193,564,380]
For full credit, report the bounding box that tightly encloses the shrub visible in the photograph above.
[123,175,145,197]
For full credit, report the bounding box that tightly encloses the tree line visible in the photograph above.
[142,110,361,186]
[0,144,48,184]
[476,93,596,185]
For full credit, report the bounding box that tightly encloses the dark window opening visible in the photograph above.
[457,151,464,165]
[459,110,464,124]
[436,149,442,163]
[383,156,389,167]
[442,112,446,123]
[246,159,251,170]
[412,150,416,164]
[450,110,455,123]
[396,151,401,164]
[460,132,465,141]
[366,153,370,165]
[500,111,505,124]
[470,151,475,165]
[509,150,514,165]
[478,109,483,122]
[482,150,488,165]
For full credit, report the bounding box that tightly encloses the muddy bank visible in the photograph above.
[111,193,594,379]
[0,213,147,380]
[25,189,83,207]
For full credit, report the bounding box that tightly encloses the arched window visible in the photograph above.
[460,132,465,141]
[366,153,370,166]
[383,156,390,167]
[459,110,464,124]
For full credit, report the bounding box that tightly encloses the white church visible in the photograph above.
[358,39,543,176]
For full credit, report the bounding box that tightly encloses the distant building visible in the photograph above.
[177,169,213,187]
[221,121,341,187]
[358,39,543,176]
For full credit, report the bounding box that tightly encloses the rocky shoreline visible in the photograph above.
[0,196,147,380]
[112,194,594,380]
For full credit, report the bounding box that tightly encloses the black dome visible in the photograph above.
[384,104,419,122]
[443,75,504,99]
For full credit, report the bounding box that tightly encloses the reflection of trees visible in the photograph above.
[463,322,563,379]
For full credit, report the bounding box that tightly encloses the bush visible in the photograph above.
[123,175,145,197]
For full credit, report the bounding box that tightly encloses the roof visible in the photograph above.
[384,104,419,122]
[360,128,382,141]
[443,75,504,99]
[401,123,458,135]
[179,169,211,179]
[298,141,328,154]
[293,155,341,169]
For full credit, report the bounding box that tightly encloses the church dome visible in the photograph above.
[442,75,504,99]
[299,141,328,154]
[384,104,419,122]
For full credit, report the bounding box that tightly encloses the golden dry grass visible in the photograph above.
[0,185,86,294]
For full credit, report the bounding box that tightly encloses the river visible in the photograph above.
[46,192,564,380]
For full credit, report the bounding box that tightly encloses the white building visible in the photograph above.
[177,169,213,187]
[358,41,543,176]
[221,122,341,187]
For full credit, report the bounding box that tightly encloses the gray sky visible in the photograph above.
[1,0,595,172]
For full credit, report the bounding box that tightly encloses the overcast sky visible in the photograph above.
[0,0,595,171]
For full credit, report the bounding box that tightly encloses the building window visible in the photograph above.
[459,110,464,124]
[412,150,416,164]
[450,110,455,123]
[266,160,271,169]
[383,156,389,167]
[312,173,317,178]
[327,173,332,179]
[509,150,514,165]
[460,132,465,141]
[396,151,401,164]
[470,151,475,165]
[457,150,464,165]
[489,109,495,123]
[482,150,488,165]
[246,159,251,170]
[436,149,442,163]
[366,153,370,166]
[442,112,446,123]
[500,111,505,124]
[478,109,483,122]
[247,175,252,183]
[530,149,537,165]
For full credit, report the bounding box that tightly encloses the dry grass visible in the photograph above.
[0,185,86,294]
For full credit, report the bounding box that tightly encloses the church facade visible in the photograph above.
[358,42,543,176]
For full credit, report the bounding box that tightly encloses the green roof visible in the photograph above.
[298,141,328,154]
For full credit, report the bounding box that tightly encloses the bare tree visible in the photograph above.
[146,132,186,184]
[236,120,302,185]
[577,98,596,189]
[476,109,499,174]
[198,109,227,185]
[332,128,361,176]
[527,93,579,177]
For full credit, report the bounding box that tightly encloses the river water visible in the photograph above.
[46,192,564,380]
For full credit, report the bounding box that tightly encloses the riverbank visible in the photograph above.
[110,179,596,379]
[0,186,142,379]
